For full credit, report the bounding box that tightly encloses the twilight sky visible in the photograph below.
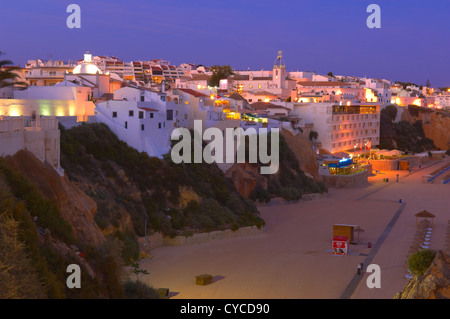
[1,0,449,87]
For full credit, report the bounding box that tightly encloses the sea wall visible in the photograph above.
[257,192,328,206]
[139,226,264,250]
[321,170,368,188]
[371,159,399,171]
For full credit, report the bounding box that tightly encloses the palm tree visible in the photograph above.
[0,51,28,90]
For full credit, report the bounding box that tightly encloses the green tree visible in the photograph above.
[408,249,436,276]
[130,262,150,282]
[309,130,318,141]
[208,65,234,87]
[327,72,334,77]
[382,104,398,123]
[0,51,28,90]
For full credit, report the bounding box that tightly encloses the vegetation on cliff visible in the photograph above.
[60,123,264,237]
[379,104,435,153]
[0,156,160,299]
[243,134,327,203]
[0,164,100,298]
[408,249,436,276]
[395,250,449,299]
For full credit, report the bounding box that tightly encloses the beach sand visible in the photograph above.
[141,158,450,299]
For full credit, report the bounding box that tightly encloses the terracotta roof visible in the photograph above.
[138,107,158,112]
[297,81,347,87]
[177,88,209,98]
[415,210,436,218]
[252,91,278,96]
[190,74,210,81]
[250,102,290,111]
[226,93,247,101]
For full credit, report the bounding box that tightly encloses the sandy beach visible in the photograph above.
[141,158,450,299]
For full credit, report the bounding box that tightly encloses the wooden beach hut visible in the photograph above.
[333,224,359,244]
[415,210,436,226]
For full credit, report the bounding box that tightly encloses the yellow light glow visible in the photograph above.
[210,94,214,100]
[264,98,270,102]
[412,99,422,107]
[365,88,376,102]
[197,84,201,90]
[347,101,351,106]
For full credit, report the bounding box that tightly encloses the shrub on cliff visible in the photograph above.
[408,249,436,276]
[379,106,435,153]
[250,185,271,203]
[124,280,161,299]
[60,123,263,236]
[0,160,75,244]
[0,173,102,299]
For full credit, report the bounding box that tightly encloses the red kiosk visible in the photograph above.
[332,235,349,256]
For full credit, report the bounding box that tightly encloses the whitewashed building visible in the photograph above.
[95,86,176,158]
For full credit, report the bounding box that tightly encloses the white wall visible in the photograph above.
[95,100,172,158]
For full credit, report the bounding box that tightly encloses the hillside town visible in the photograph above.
[1,51,449,177]
[1,49,449,300]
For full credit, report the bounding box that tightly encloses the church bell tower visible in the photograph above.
[273,51,286,89]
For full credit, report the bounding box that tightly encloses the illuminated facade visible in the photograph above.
[289,102,380,153]
[25,59,75,86]
[0,81,95,122]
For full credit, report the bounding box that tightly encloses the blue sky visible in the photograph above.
[1,0,449,86]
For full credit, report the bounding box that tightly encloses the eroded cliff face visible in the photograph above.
[225,128,322,198]
[422,113,450,151]
[5,150,105,247]
[394,250,450,299]
[401,107,450,150]
[280,129,321,182]
[225,163,267,198]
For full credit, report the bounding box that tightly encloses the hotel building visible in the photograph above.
[288,102,381,153]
